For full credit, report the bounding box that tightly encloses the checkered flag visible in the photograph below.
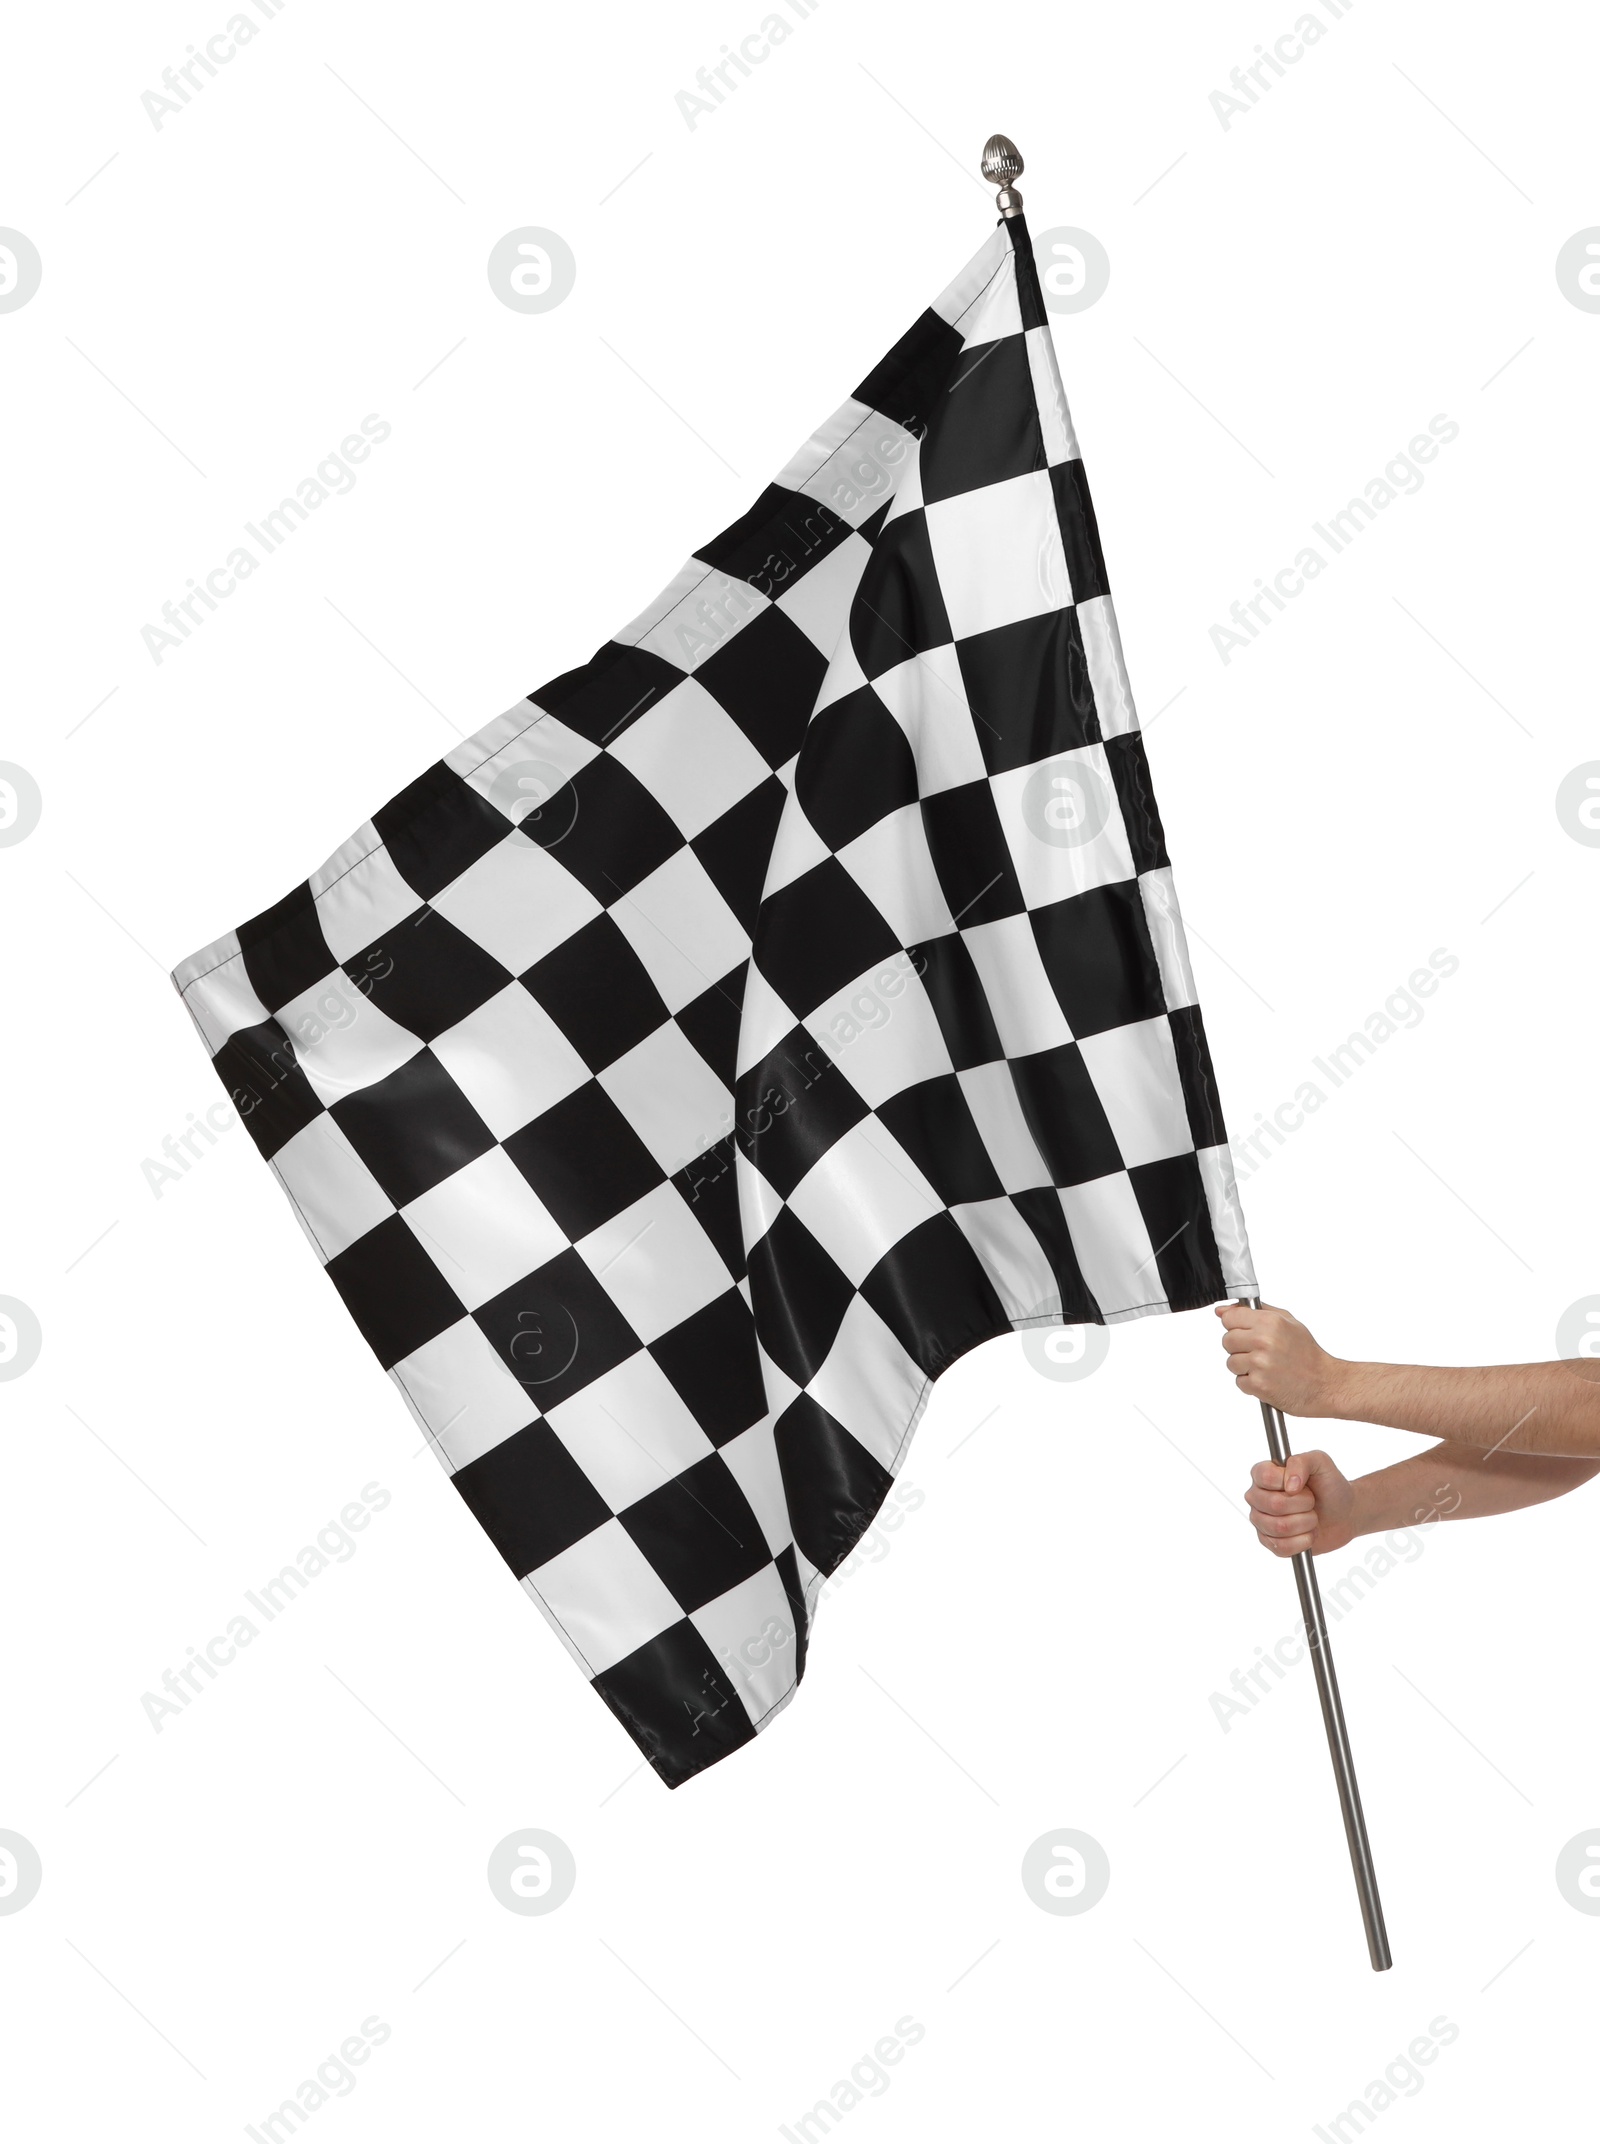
[173,214,1256,1787]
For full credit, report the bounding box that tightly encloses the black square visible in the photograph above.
[794,686,919,853]
[1050,458,1110,606]
[921,782,1025,928]
[1103,733,1169,874]
[736,1029,871,1200]
[691,777,786,935]
[348,908,512,1042]
[519,913,670,1071]
[618,1452,770,1612]
[212,1018,324,1161]
[330,1048,496,1206]
[1169,1005,1227,1150]
[521,753,684,903]
[744,1206,854,1388]
[502,1080,664,1239]
[239,887,339,1014]
[373,765,513,903]
[324,1212,466,1370]
[670,1139,743,1280]
[859,1211,1010,1378]
[452,1417,611,1577]
[676,966,744,1088]
[875,1074,1005,1206]
[1008,1043,1126,1186]
[853,305,964,438]
[1031,882,1167,1039]
[530,644,682,747]
[649,1290,766,1449]
[1129,1153,1225,1312]
[773,1392,895,1577]
[592,1620,757,1787]
[956,608,1102,775]
[697,607,830,770]
[850,510,953,680]
[754,858,903,1018]
[696,483,853,590]
[909,934,1004,1072]
[918,336,1045,505]
[1009,1187,1101,1323]
[473,1247,642,1409]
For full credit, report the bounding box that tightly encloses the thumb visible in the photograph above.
[1283,1449,1335,1498]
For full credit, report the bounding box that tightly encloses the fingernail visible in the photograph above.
[1286,1475,1301,1492]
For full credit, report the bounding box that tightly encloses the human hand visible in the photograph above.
[1244,1451,1358,1558]
[1215,1301,1342,1416]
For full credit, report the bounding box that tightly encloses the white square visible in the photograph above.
[925,469,1069,641]
[835,805,956,945]
[313,845,424,964]
[577,1182,734,1345]
[960,914,1076,1057]
[690,1564,797,1727]
[774,532,873,657]
[608,848,749,1014]
[804,960,954,1110]
[787,1118,943,1287]
[599,1022,731,1174]
[957,1062,1052,1192]
[271,1114,394,1262]
[949,1196,1056,1320]
[608,676,773,840]
[457,711,600,817]
[958,267,1025,349]
[524,1517,684,1675]
[804,1294,927,1471]
[1026,327,1080,466]
[991,745,1137,907]
[544,1352,716,1514]
[276,976,423,1105]
[870,645,990,795]
[428,983,591,1141]
[401,1146,568,1311]
[182,947,268,1055]
[390,1316,534,1472]
[1056,1174,1160,1318]
[1076,595,1138,736]
[734,958,802,1080]
[1139,867,1197,1012]
[429,834,602,976]
[1077,1017,1195,1169]
[716,1421,789,1559]
[628,565,770,674]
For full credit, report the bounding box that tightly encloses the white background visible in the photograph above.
[3,0,1598,2135]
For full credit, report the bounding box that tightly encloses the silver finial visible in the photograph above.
[981,133,1024,218]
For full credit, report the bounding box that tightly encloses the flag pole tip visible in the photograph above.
[981,134,1025,218]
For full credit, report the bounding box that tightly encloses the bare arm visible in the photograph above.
[1218,1302,1600,1459]
[1244,1440,1600,1558]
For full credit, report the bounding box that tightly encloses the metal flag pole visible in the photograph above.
[1241,1293,1392,1971]
[978,132,1392,1972]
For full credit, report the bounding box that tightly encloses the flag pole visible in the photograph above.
[977,132,1392,1972]
[1240,1297,1392,1970]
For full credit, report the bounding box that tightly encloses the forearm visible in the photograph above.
[1348,1440,1600,1535]
[1320,1359,1600,1458]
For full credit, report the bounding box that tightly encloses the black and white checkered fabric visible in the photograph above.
[173,215,1256,1787]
